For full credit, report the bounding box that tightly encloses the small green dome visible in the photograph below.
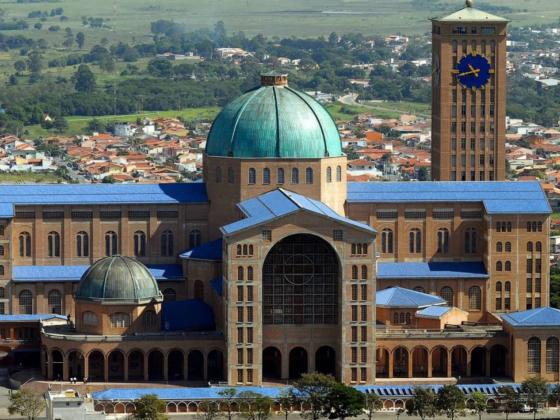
[76,256,162,303]
[206,75,342,159]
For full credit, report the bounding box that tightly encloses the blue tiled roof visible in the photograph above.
[180,239,222,261]
[222,188,375,236]
[347,181,551,215]
[377,261,488,279]
[161,300,215,331]
[376,286,446,308]
[502,307,560,328]
[0,314,67,322]
[93,384,526,402]
[0,183,207,218]
[211,277,223,297]
[12,264,183,282]
[416,306,452,318]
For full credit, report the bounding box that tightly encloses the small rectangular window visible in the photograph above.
[404,210,426,219]
[433,209,454,219]
[157,210,178,219]
[128,210,150,219]
[361,367,367,382]
[262,230,272,241]
[43,211,64,219]
[376,210,397,219]
[100,211,121,220]
[333,230,344,241]
[71,211,93,219]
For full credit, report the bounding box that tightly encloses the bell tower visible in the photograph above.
[431,0,508,181]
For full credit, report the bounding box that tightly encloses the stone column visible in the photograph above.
[427,351,433,378]
[163,353,169,381]
[466,350,472,377]
[62,353,69,381]
[144,353,149,381]
[408,350,413,378]
[47,350,53,380]
[103,354,109,382]
[447,350,452,377]
[388,351,394,378]
[281,345,289,380]
[485,350,491,377]
[84,354,89,381]
[124,356,129,381]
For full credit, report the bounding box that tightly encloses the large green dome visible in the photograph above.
[206,74,342,159]
[75,256,162,303]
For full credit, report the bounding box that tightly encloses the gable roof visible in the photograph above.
[377,261,488,279]
[502,307,560,328]
[180,239,222,261]
[347,181,551,215]
[0,183,208,218]
[376,286,446,308]
[416,306,453,319]
[221,188,375,236]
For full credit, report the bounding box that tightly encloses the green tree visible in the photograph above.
[102,175,116,184]
[323,382,364,420]
[238,391,272,420]
[87,118,106,133]
[470,392,487,420]
[147,58,173,78]
[218,388,237,420]
[8,388,46,420]
[76,31,85,48]
[133,394,167,420]
[363,392,382,420]
[497,386,522,420]
[521,376,548,420]
[27,50,43,75]
[197,401,220,420]
[436,385,465,420]
[406,386,437,420]
[292,372,337,420]
[277,389,296,420]
[14,60,27,74]
[52,116,68,133]
[73,64,96,93]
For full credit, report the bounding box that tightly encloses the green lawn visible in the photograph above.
[362,100,431,118]
[325,103,376,121]
[23,107,220,137]
[0,172,65,183]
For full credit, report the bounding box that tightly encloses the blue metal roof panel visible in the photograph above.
[211,277,223,297]
[180,239,222,261]
[347,181,551,214]
[161,299,215,331]
[376,286,446,308]
[416,306,452,318]
[0,203,13,218]
[93,386,284,401]
[377,261,488,279]
[12,264,183,282]
[502,307,560,328]
[0,314,67,322]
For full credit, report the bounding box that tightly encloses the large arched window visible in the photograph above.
[351,265,358,280]
[189,229,201,249]
[464,228,477,253]
[505,242,512,252]
[527,242,533,252]
[47,231,60,257]
[76,231,89,257]
[468,286,481,310]
[336,165,342,182]
[248,168,256,185]
[437,228,450,254]
[19,232,31,257]
[83,311,98,326]
[291,168,299,184]
[263,234,338,324]
[263,168,271,185]
[0,245,4,256]
[361,265,368,280]
[528,337,541,373]
[440,286,454,306]
[277,168,285,184]
[161,230,174,257]
[547,337,559,373]
[305,167,313,184]
[163,288,176,301]
[496,242,503,252]
[326,167,332,183]
[0,265,3,276]
[536,241,542,252]
[134,231,146,257]
[237,266,244,281]
[247,266,254,281]
[48,290,62,314]
[110,312,130,328]
[496,261,502,271]
[409,229,421,253]
[105,231,118,256]
[381,229,393,254]
[504,261,511,271]
[19,290,33,314]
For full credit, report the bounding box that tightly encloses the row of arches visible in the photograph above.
[237,166,343,186]
[46,348,224,382]
[528,336,559,374]
[376,344,507,379]
[262,346,336,380]
[17,229,203,258]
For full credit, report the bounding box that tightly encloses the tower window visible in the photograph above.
[291,168,299,184]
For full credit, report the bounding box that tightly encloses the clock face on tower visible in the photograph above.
[453,53,492,89]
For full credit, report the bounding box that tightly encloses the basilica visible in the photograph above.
[0,3,558,388]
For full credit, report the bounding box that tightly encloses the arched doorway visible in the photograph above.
[51,350,64,380]
[376,348,389,378]
[128,350,144,381]
[88,351,105,381]
[187,350,204,381]
[108,351,125,381]
[490,345,507,377]
[289,347,308,379]
[68,351,84,380]
[431,346,448,377]
[412,347,428,377]
[168,350,184,381]
[315,346,336,377]
[263,347,282,380]
[207,350,224,381]
[451,346,467,377]
[470,347,486,377]
[393,347,408,378]
[262,234,339,325]
[148,350,164,381]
